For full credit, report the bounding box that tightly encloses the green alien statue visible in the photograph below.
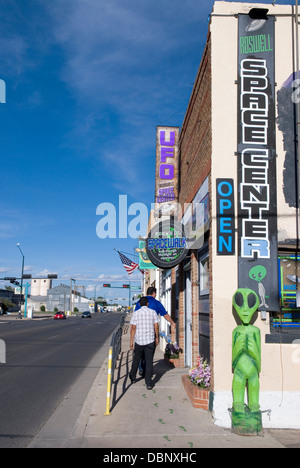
[232,288,262,435]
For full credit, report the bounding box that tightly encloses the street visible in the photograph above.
[0,312,123,448]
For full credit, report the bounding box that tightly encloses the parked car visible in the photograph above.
[82,311,92,318]
[54,311,66,320]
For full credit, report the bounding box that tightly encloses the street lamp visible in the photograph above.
[70,278,75,316]
[16,243,24,319]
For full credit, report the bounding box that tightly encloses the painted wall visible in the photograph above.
[210,1,300,428]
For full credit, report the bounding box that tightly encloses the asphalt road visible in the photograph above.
[0,312,123,448]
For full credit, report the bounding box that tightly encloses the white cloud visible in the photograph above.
[0,223,18,239]
[0,207,55,241]
[37,269,52,277]
[0,36,29,76]
[42,0,210,195]
[0,267,11,273]
[97,274,125,280]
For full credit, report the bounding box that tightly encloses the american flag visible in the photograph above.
[117,251,139,275]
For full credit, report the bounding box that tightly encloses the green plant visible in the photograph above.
[164,342,182,359]
[0,299,14,313]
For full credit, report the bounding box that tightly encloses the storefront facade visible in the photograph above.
[171,1,300,429]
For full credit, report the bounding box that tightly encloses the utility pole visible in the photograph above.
[70,279,75,316]
[16,243,24,319]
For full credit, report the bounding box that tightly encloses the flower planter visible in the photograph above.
[164,356,181,368]
[182,374,210,411]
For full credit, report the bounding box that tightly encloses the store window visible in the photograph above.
[267,255,300,343]
[275,255,300,328]
[199,252,209,296]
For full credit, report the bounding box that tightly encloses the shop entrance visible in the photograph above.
[184,268,192,367]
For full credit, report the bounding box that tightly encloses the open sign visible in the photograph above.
[216,179,235,255]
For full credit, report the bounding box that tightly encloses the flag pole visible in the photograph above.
[114,248,139,259]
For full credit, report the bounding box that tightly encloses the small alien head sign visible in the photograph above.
[249,265,267,283]
[233,288,259,325]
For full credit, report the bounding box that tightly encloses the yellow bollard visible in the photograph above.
[104,347,113,416]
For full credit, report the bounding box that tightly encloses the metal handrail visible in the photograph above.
[104,314,126,416]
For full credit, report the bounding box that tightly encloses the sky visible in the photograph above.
[0,0,294,302]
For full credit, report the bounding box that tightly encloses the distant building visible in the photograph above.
[47,284,91,313]
[47,284,69,311]
[28,278,53,312]
[31,278,52,296]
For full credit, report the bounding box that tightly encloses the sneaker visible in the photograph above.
[146,385,152,390]
[129,374,136,384]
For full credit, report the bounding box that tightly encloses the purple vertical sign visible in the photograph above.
[155,126,179,217]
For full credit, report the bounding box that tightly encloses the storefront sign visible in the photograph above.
[216,179,235,255]
[146,219,188,269]
[237,14,279,311]
[155,126,179,217]
[136,240,157,270]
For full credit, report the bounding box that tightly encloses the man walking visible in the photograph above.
[134,286,176,376]
[129,296,159,390]
[135,287,176,329]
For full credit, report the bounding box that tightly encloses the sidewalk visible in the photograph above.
[0,313,53,321]
[30,317,300,449]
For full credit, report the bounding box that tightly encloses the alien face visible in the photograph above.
[249,265,267,283]
[233,288,259,325]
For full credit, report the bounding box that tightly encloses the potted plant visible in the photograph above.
[182,357,211,410]
[164,342,183,367]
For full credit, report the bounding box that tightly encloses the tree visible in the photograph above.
[0,299,14,313]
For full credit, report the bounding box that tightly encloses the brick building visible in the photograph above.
[176,23,212,370]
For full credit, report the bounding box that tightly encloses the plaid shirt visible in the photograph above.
[130,306,159,346]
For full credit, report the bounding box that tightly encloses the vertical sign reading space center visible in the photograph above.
[237,14,279,311]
